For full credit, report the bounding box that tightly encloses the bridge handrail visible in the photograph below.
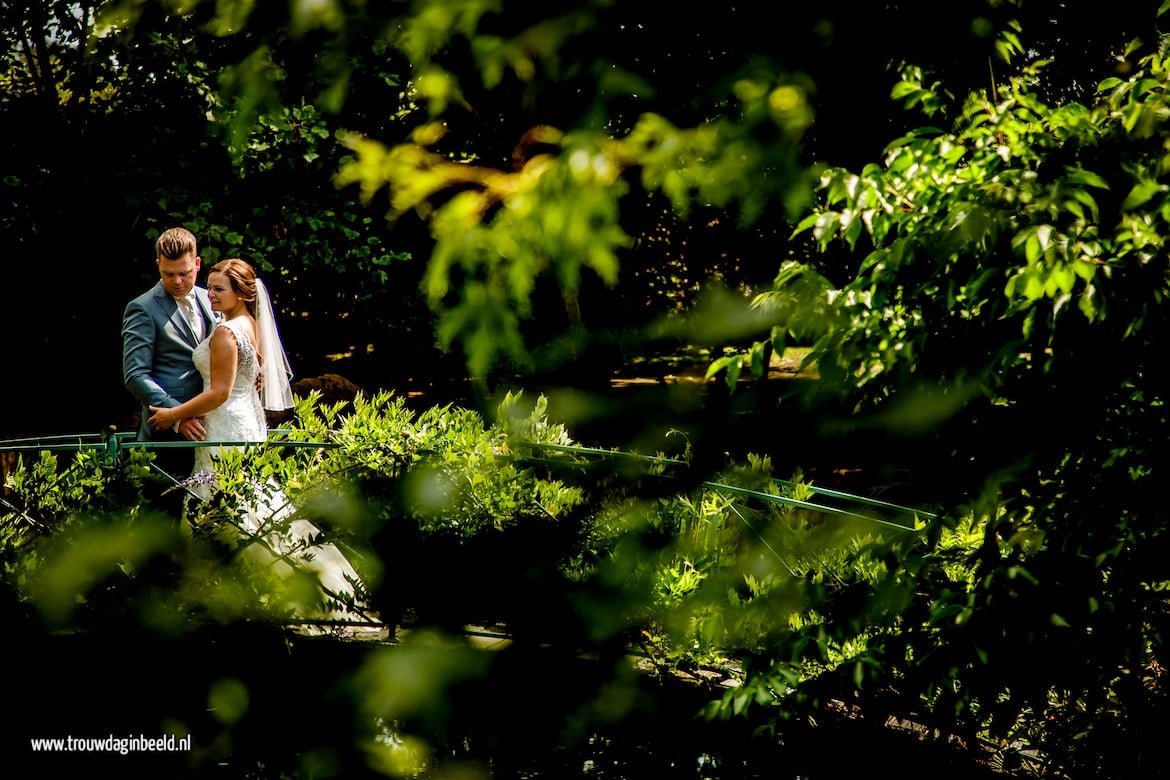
[2,432,933,529]
[513,441,937,525]
[0,430,335,458]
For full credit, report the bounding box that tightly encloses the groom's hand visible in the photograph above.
[178,416,207,442]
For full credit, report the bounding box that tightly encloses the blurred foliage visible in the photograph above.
[3,391,1000,777]
[11,0,1151,434]
[710,18,1170,780]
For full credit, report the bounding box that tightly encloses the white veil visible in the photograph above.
[255,278,295,411]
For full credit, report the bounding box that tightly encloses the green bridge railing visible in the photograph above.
[0,429,334,499]
[1,430,935,529]
[0,429,331,459]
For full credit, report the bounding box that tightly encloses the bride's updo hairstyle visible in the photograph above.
[210,258,259,317]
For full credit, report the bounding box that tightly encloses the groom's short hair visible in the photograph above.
[155,227,197,260]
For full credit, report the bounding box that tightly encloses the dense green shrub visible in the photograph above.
[2,391,996,777]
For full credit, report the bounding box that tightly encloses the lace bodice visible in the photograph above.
[192,318,266,447]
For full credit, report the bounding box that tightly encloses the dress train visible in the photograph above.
[186,318,383,638]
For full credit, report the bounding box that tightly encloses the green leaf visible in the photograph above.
[812,211,839,245]
[843,213,865,247]
[749,341,768,378]
[705,355,738,380]
[1052,264,1076,294]
[890,81,920,99]
[790,211,821,237]
[1024,233,1042,263]
[725,358,742,389]
[1066,169,1109,190]
[1121,180,1161,211]
[1023,271,1045,300]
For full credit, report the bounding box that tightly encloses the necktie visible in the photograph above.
[179,295,203,341]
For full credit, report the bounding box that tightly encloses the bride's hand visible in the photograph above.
[147,405,176,431]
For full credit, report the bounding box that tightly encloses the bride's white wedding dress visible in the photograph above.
[189,318,380,636]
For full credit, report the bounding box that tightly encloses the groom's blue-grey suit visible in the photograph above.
[122,281,217,442]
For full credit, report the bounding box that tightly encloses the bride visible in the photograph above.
[148,258,380,637]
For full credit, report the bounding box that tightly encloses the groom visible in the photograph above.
[122,226,217,477]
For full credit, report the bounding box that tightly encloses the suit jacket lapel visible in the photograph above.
[194,292,216,336]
